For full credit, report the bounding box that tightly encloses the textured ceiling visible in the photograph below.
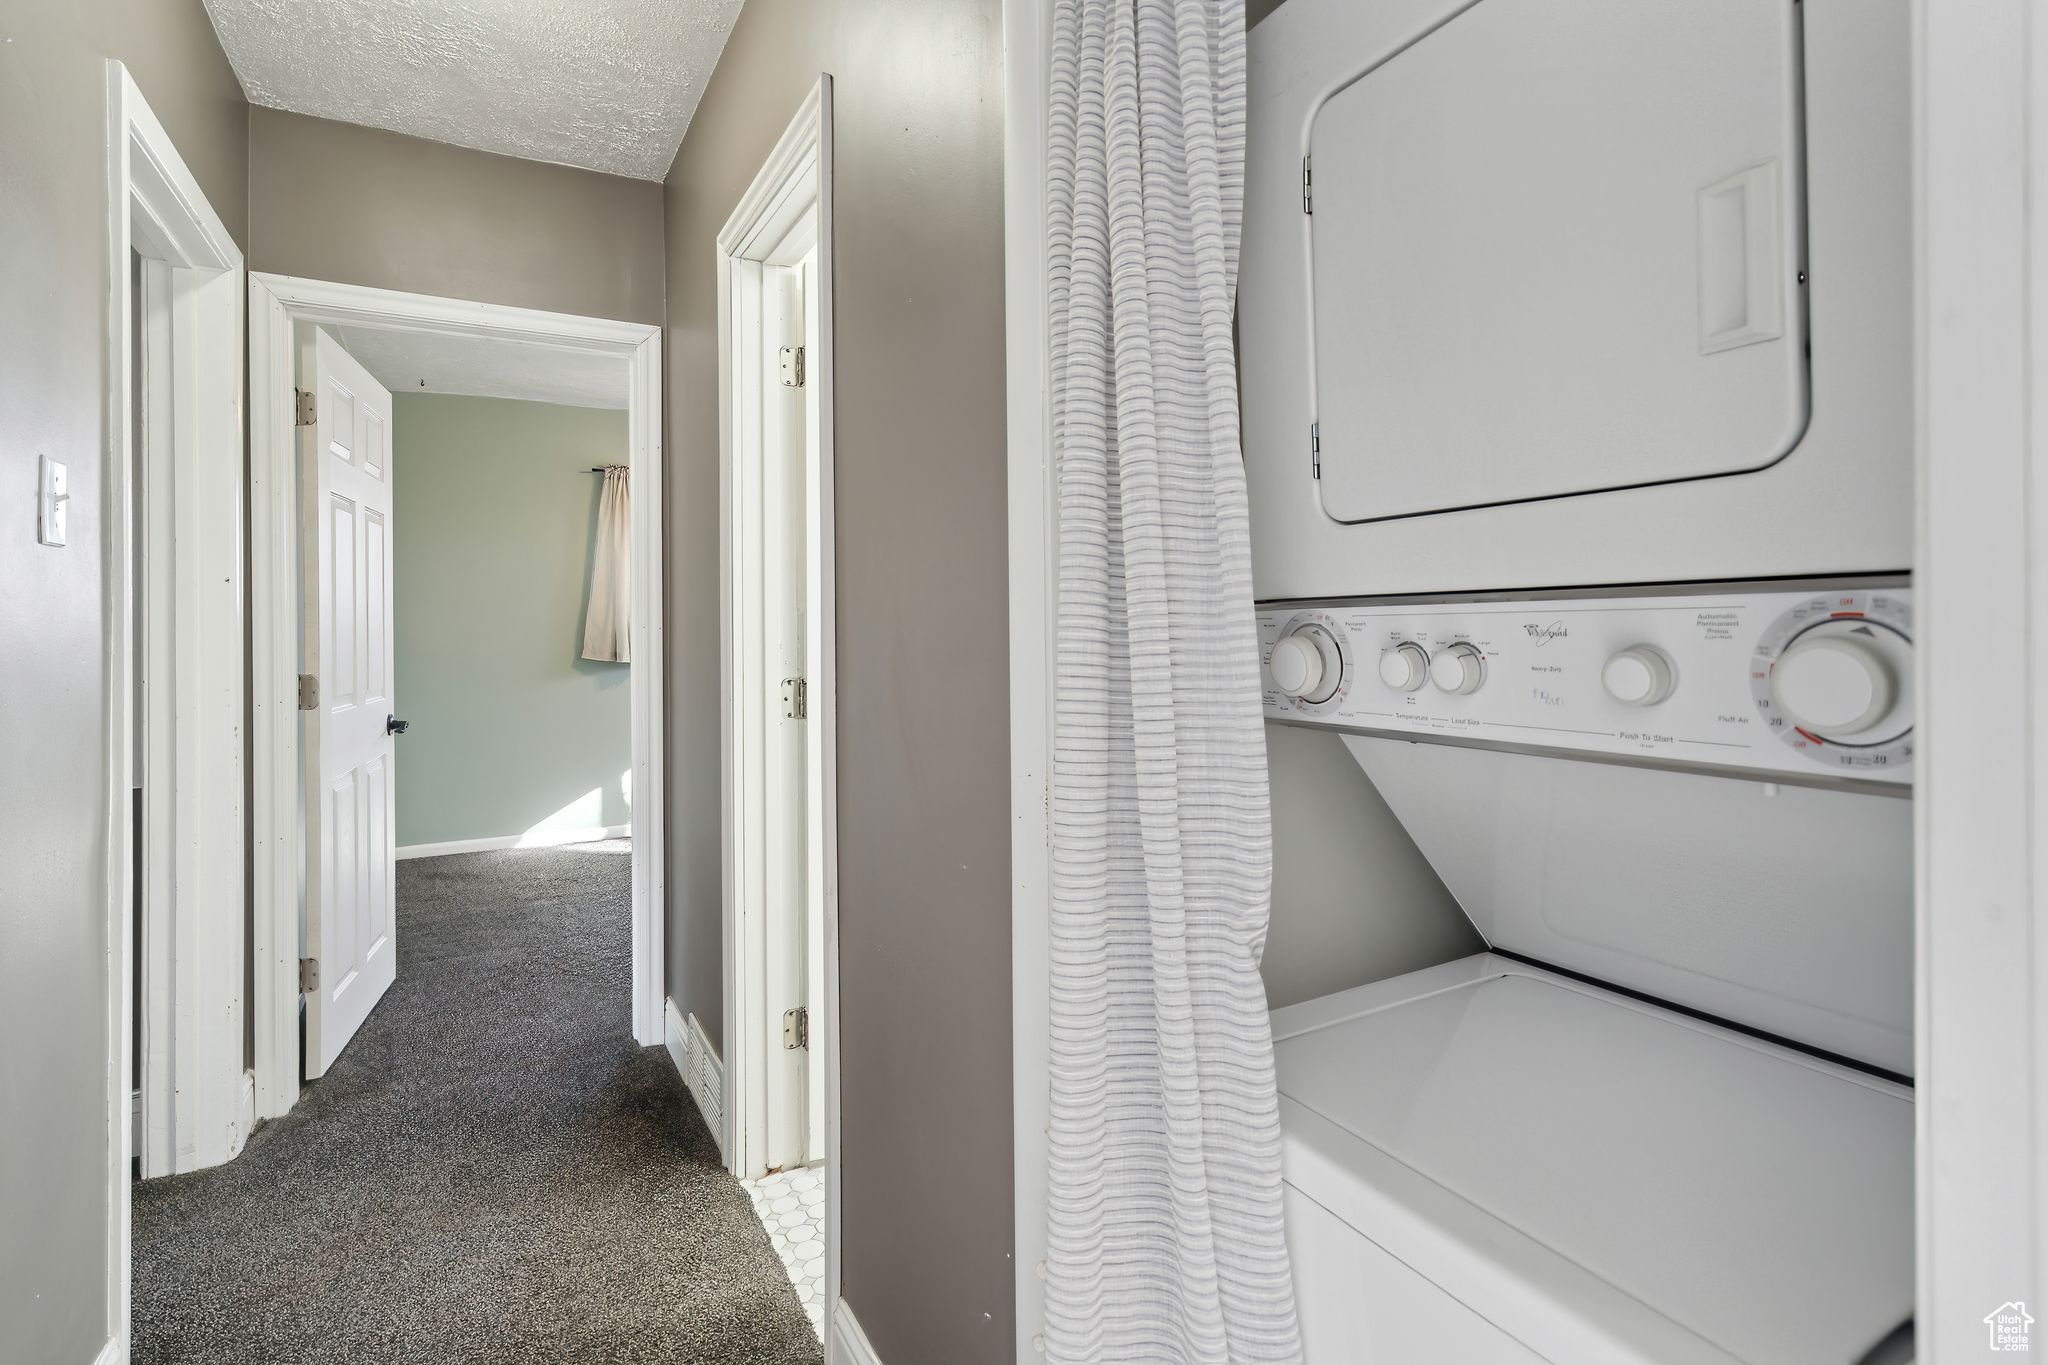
[326,326,629,410]
[203,0,744,180]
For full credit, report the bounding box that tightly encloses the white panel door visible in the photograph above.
[300,327,398,1078]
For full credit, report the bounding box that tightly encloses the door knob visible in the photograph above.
[386,715,410,735]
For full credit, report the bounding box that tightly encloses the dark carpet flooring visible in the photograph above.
[132,842,823,1365]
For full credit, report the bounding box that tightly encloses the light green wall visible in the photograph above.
[392,392,631,848]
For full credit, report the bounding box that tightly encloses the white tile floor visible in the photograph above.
[741,1166,825,1339]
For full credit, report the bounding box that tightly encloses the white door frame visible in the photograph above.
[248,274,666,1120]
[1004,1,1055,1356]
[1914,0,2048,1350]
[103,60,249,1361]
[719,76,835,1179]
[716,74,843,1344]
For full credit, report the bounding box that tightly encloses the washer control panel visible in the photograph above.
[1259,582,1912,786]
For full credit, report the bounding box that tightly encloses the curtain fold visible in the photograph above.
[582,465,631,663]
[1045,1,1300,1361]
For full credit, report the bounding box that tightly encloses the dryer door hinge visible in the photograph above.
[783,1006,809,1051]
[1310,422,1322,479]
[1302,156,1313,215]
[295,388,316,427]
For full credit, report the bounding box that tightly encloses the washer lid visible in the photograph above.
[1308,0,1808,522]
[1276,967,1912,1365]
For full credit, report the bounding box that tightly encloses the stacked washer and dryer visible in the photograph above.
[1241,1,1916,1361]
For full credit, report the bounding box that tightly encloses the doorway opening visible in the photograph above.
[718,77,841,1333]
[246,274,666,1112]
[271,313,649,1080]
[105,62,249,1352]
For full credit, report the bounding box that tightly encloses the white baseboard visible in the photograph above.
[664,998,726,1162]
[832,1299,884,1365]
[227,1068,256,1158]
[663,996,689,1085]
[395,823,630,860]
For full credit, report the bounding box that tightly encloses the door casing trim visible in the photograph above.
[104,59,248,1363]
[714,75,843,1355]
[247,272,666,1122]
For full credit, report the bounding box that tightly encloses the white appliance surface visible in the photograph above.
[1242,0,1912,598]
[1311,0,1806,522]
[1348,736,1913,1075]
[1274,955,1914,1365]
[1286,1182,1546,1364]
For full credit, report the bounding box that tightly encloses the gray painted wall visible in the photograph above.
[242,103,662,1098]
[660,1,1014,1360]
[249,108,666,326]
[1264,725,1483,1008]
[0,2,246,1358]
[390,393,632,850]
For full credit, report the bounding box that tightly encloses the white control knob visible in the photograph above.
[1270,634,1324,697]
[1378,643,1430,693]
[1602,645,1676,706]
[1429,642,1485,695]
[1270,625,1341,703]
[1772,630,1897,739]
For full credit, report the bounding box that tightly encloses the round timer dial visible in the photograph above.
[1267,611,1352,715]
[1750,589,1913,773]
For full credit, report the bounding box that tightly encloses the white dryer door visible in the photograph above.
[1309,0,1808,523]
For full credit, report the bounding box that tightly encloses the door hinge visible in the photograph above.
[1310,422,1322,479]
[1302,156,1313,215]
[294,388,316,426]
[778,344,806,388]
[781,676,808,720]
[297,673,318,710]
[298,958,319,992]
[783,1006,809,1051]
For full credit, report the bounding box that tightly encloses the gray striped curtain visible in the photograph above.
[1045,1,1301,1361]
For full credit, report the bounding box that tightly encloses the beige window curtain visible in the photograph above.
[582,465,631,663]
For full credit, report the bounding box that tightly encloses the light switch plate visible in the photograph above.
[38,454,69,547]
